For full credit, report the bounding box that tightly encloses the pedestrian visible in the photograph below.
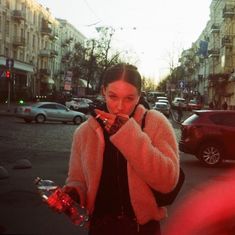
[222,101,228,110]
[64,63,179,235]
[209,101,214,110]
[139,94,151,109]
[177,102,183,122]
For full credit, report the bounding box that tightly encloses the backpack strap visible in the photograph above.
[141,111,148,130]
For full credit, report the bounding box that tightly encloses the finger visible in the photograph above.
[117,113,129,119]
[94,109,114,119]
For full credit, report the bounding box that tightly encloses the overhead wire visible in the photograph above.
[83,0,102,26]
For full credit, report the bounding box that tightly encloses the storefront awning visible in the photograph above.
[0,56,34,72]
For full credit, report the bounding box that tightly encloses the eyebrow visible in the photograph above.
[108,91,136,97]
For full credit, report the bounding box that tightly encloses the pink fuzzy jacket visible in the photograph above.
[66,105,179,224]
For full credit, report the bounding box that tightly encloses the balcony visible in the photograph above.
[50,50,58,58]
[49,34,59,41]
[61,38,73,47]
[12,36,25,47]
[61,52,71,62]
[39,49,58,58]
[39,49,51,57]
[41,27,52,36]
[39,68,51,75]
[208,48,220,58]
[221,36,233,47]
[41,19,52,36]
[223,5,235,18]
[12,10,25,21]
[210,24,220,33]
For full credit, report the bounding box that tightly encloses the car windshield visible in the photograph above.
[178,99,186,102]
[158,99,168,103]
[189,100,197,104]
[183,113,199,124]
[156,103,167,107]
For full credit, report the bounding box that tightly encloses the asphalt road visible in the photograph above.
[0,116,234,235]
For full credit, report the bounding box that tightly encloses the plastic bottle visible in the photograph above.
[34,177,89,227]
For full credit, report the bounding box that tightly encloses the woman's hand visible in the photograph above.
[95,109,129,135]
[62,186,80,203]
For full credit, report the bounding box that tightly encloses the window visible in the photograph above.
[32,35,35,48]
[6,20,9,36]
[40,104,57,109]
[211,113,235,127]
[6,0,10,8]
[56,104,67,110]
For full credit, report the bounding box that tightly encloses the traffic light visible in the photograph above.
[6,70,10,79]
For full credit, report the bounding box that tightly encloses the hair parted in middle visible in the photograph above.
[102,63,142,94]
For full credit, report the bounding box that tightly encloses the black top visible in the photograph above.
[92,129,135,218]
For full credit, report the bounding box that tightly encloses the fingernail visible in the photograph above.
[95,114,101,119]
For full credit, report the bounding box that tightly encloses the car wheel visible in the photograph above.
[35,114,46,123]
[197,142,223,167]
[73,116,82,125]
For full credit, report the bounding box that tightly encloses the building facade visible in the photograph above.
[0,0,86,102]
[179,0,235,109]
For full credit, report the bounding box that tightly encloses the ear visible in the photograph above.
[136,96,140,105]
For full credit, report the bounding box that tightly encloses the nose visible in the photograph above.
[117,99,124,111]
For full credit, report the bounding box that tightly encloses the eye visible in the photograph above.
[126,96,135,101]
[109,95,118,100]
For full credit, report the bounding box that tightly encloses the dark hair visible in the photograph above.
[102,63,142,94]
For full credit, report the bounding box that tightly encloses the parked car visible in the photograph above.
[153,102,170,117]
[15,102,87,125]
[65,97,91,113]
[187,99,203,111]
[156,96,168,102]
[158,99,169,105]
[171,97,187,110]
[147,91,166,103]
[179,110,235,166]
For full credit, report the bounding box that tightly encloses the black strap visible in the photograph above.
[141,111,148,130]
[140,110,185,206]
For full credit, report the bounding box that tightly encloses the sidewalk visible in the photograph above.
[0,153,87,235]
[0,102,18,116]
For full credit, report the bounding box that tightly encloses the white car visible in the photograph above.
[157,99,169,105]
[156,96,168,102]
[65,98,91,113]
[172,97,187,109]
[153,102,170,117]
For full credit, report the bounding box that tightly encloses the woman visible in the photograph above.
[65,63,179,235]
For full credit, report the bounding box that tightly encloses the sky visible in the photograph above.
[37,0,212,84]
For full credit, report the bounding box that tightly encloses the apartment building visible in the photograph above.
[179,0,235,109]
[0,0,86,102]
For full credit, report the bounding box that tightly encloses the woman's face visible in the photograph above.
[102,80,140,116]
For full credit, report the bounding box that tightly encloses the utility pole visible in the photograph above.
[6,58,14,112]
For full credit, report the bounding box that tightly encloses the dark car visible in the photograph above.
[179,110,235,167]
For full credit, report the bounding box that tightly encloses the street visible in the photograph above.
[0,115,234,235]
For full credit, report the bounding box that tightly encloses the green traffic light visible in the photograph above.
[19,99,24,104]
